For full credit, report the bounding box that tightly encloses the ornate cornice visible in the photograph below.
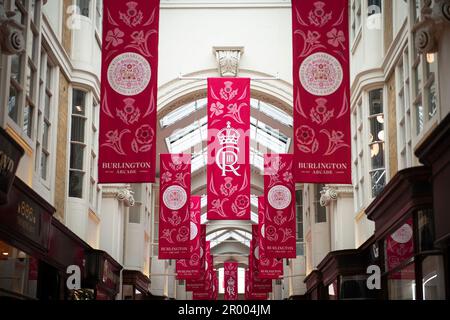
[414,0,450,54]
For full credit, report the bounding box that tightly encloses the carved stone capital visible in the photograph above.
[414,0,450,54]
[213,46,244,77]
[0,1,25,55]
[101,184,135,207]
[319,185,353,207]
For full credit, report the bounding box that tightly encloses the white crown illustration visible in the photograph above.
[217,122,240,145]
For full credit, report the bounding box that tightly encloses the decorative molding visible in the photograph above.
[213,46,244,77]
[414,0,450,54]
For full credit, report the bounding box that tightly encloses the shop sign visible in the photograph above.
[0,128,24,205]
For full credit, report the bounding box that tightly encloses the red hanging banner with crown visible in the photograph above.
[207,78,251,220]
[99,0,160,183]
[258,197,284,279]
[264,154,296,259]
[158,154,191,259]
[176,196,202,279]
[292,0,351,184]
[224,261,238,300]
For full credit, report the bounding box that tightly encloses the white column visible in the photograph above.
[99,184,134,264]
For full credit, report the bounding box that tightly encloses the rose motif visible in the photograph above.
[235,195,249,210]
[176,226,189,242]
[266,225,278,241]
[135,124,154,144]
[190,253,200,266]
[296,126,315,145]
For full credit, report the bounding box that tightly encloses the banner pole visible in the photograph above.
[178,73,280,81]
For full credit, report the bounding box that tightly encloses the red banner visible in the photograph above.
[158,154,191,259]
[207,78,251,220]
[292,0,351,184]
[386,218,415,280]
[185,225,206,291]
[249,232,273,293]
[176,196,201,279]
[245,270,268,301]
[224,261,238,300]
[264,154,296,258]
[258,196,283,279]
[99,0,160,183]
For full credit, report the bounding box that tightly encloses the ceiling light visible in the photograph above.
[2,252,8,256]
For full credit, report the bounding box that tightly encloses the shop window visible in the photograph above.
[314,184,326,223]
[422,255,446,300]
[0,241,38,299]
[387,263,416,300]
[328,280,338,300]
[340,275,373,300]
[417,209,435,252]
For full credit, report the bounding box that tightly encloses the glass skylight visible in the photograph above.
[251,98,293,127]
[165,117,207,154]
[160,98,207,128]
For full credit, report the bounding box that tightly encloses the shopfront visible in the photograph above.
[416,113,450,298]
[366,167,447,300]
[304,270,326,300]
[0,177,55,299]
[122,270,150,300]
[85,250,122,300]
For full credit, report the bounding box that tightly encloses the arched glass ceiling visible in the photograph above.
[163,98,292,173]
[160,98,293,130]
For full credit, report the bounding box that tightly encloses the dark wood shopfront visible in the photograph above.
[122,270,150,300]
[415,113,450,299]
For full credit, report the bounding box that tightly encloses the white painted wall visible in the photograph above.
[150,259,168,297]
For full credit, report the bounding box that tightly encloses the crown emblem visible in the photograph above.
[217,122,240,145]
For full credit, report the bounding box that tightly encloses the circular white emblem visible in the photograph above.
[261,224,265,239]
[107,52,151,96]
[190,221,198,241]
[162,186,187,210]
[254,246,259,260]
[391,223,413,244]
[268,185,292,210]
[300,52,343,96]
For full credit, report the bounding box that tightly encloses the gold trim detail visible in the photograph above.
[5,126,33,156]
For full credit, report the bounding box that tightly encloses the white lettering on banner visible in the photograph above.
[216,122,241,177]
[298,162,348,170]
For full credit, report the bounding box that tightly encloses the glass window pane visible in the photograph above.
[427,82,437,119]
[418,209,436,252]
[370,142,385,169]
[42,122,49,149]
[416,103,424,134]
[77,0,90,17]
[40,152,48,180]
[370,169,386,198]
[44,93,51,119]
[369,116,384,143]
[72,90,86,115]
[369,89,383,115]
[70,143,85,170]
[69,171,84,198]
[11,54,22,81]
[8,85,19,123]
[23,104,33,138]
[387,263,416,300]
[71,116,86,143]
[422,255,446,300]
